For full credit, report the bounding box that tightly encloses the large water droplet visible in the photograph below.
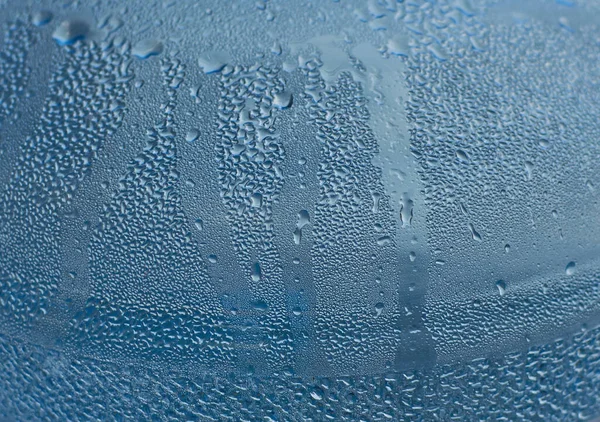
[52,19,89,45]
[297,210,310,229]
[565,261,576,276]
[273,91,293,109]
[198,52,228,74]
[132,39,163,59]
[185,129,199,143]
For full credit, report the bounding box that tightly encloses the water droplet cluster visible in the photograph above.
[301,59,402,374]
[0,0,599,419]
[74,58,235,367]
[0,21,34,127]
[2,324,600,420]
[0,39,131,329]
[215,64,294,369]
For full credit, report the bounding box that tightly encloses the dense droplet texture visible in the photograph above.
[403,0,600,366]
[0,0,600,420]
[298,53,422,374]
[0,39,131,333]
[71,58,235,368]
[215,63,294,370]
[0,21,34,128]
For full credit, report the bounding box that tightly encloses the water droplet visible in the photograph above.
[185,129,199,143]
[565,261,576,276]
[586,180,595,192]
[496,280,506,296]
[198,52,228,74]
[132,39,163,59]
[387,36,409,56]
[194,219,203,231]
[52,19,89,45]
[377,236,392,246]
[251,262,262,281]
[539,139,550,149]
[456,149,469,162]
[250,193,263,208]
[32,10,53,26]
[468,223,482,242]
[293,228,302,245]
[251,299,268,311]
[428,43,448,62]
[273,91,293,109]
[400,195,414,228]
[271,42,282,55]
[310,391,323,401]
[456,0,475,16]
[525,161,534,181]
[297,210,310,229]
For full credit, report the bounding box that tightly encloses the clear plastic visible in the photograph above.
[1,0,599,420]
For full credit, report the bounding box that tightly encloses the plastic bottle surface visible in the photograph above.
[1,0,600,420]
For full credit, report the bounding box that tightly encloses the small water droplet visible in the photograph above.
[250,193,263,208]
[293,227,302,245]
[271,42,282,55]
[468,223,482,242]
[32,10,53,26]
[586,180,595,192]
[496,280,506,296]
[310,391,323,401]
[456,149,469,162]
[525,161,534,181]
[565,261,576,276]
